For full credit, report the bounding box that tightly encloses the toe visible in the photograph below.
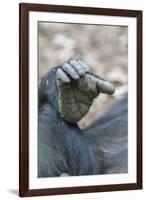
[70,60,86,76]
[56,68,70,82]
[62,63,80,79]
[95,77,115,95]
[78,60,89,72]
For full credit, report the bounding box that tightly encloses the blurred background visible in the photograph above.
[38,22,128,129]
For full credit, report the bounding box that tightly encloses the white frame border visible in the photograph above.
[29,11,137,189]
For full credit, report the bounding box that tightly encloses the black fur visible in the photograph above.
[84,94,128,174]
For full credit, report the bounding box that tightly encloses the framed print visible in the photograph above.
[19,3,142,197]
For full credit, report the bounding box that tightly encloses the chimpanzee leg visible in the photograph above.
[38,68,100,177]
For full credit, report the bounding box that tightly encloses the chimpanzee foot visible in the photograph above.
[56,60,115,123]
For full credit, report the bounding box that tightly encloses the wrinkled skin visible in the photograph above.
[56,60,115,123]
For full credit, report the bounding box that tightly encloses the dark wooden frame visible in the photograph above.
[19,3,143,197]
